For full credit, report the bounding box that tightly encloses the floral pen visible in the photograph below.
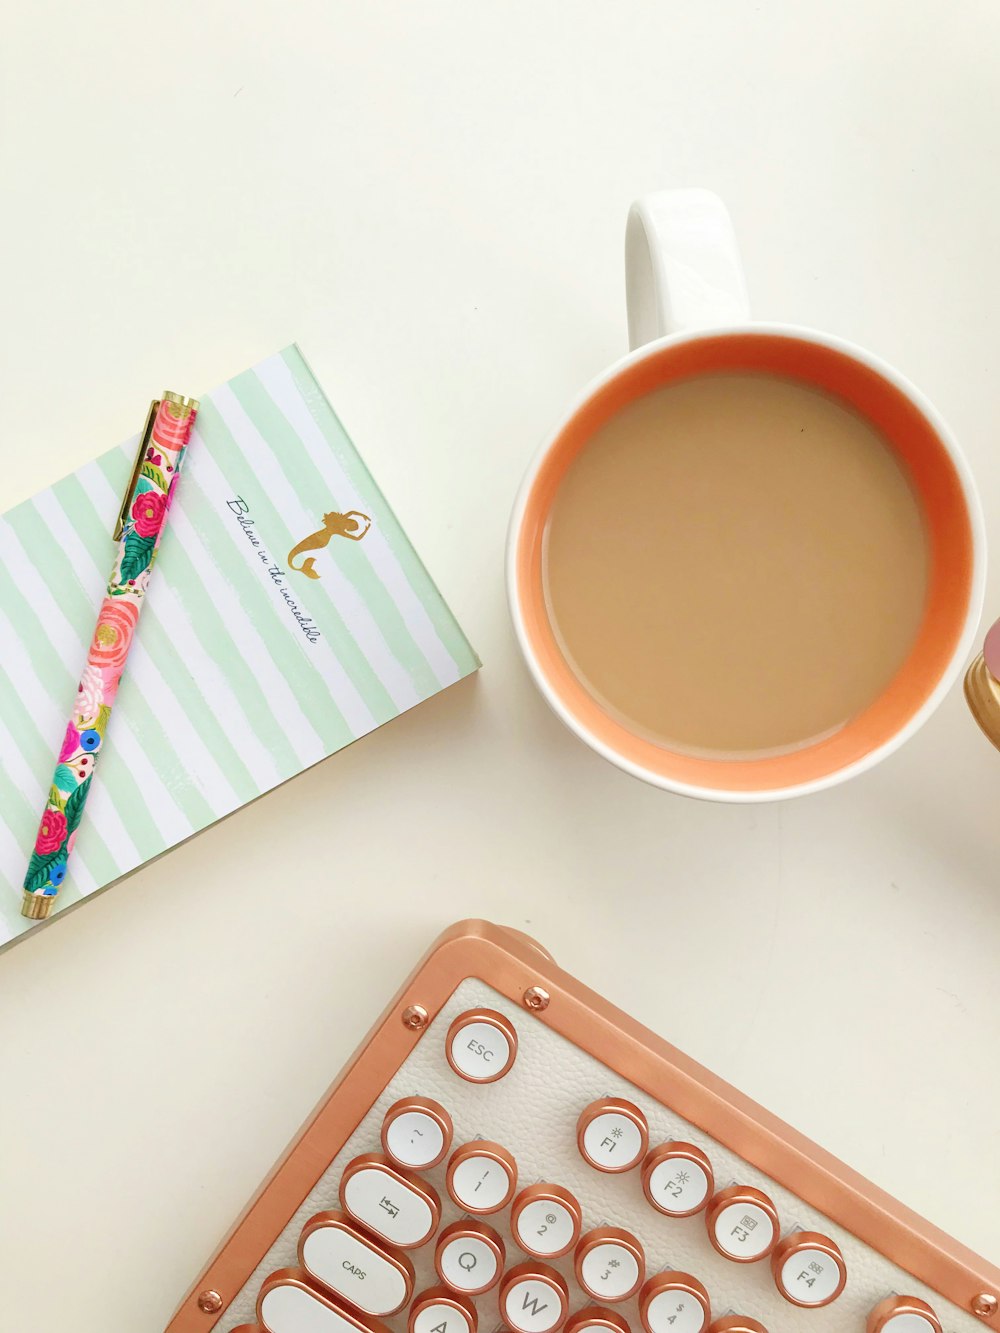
[21,392,199,919]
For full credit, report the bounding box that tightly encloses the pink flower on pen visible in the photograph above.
[89,598,138,672]
[58,721,81,762]
[131,489,167,538]
[35,808,67,855]
[152,399,195,449]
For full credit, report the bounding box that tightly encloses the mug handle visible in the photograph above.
[625,189,751,349]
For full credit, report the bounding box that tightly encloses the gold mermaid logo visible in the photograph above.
[288,509,372,579]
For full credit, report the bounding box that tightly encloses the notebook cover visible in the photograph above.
[0,345,479,949]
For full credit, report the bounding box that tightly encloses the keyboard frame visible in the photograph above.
[165,919,1000,1331]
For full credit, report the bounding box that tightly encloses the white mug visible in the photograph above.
[507,189,986,802]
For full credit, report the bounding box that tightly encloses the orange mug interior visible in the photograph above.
[514,332,975,793]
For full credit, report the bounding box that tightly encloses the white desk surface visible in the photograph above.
[1,3,998,1327]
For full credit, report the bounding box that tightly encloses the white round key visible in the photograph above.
[581,1112,645,1170]
[880,1317,938,1333]
[777,1247,843,1305]
[640,1273,712,1333]
[438,1234,501,1292]
[446,1010,517,1083]
[514,1197,577,1256]
[645,1290,707,1333]
[450,1150,515,1212]
[500,1269,569,1333]
[712,1202,775,1260]
[580,1242,640,1301]
[647,1156,711,1214]
[411,1299,475,1333]
[385,1111,446,1169]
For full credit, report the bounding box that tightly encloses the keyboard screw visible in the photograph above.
[196,1289,223,1314]
[402,1004,429,1031]
[972,1294,998,1319]
[523,985,550,1012]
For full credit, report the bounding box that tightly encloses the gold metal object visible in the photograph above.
[401,1004,429,1031]
[974,1296,1000,1319]
[20,891,53,920]
[965,653,1000,752]
[113,392,200,541]
[196,1289,223,1313]
[114,399,159,542]
[523,985,550,1011]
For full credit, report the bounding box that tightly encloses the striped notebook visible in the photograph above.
[0,347,479,948]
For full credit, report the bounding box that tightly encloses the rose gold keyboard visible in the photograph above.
[165,922,999,1333]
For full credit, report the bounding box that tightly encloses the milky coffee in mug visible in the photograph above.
[508,190,984,800]
[543,370,929,758]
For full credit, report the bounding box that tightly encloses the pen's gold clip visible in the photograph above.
[114,399,159,542]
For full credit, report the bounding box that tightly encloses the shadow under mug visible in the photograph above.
[507,189,986,801]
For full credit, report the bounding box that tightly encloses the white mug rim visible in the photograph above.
[506,320,987,802]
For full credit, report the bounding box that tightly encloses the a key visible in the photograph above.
[641,1141,714,1217]
[639,1271,711,1333]
[445,1008,518,1083]
[705,1185,779,1262]
[511,1183,582,1258]
[434,1219,506,1295]
[446,1140,518,1214]
[499,1262,570,1333]
[564,1308,630,1333]
[574,1227,645,1303]
[257,1269,389,1333]
[339,1154,440,1249]
[867,1295,943,1333]
[770,1231,846,1307]
[408,1286,478,1333]
[381,1097,453,1171]
[576,1098,648,1173]
[298,1211,414,1316]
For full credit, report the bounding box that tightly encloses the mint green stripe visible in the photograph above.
[284,344,478,674]
[0,652,120,893]
[178,476,355,753]
[6,498,212,831]
[0,551,166,866]
[228,369,441,699]
[194,398,398,724]
[35,485,216,837]
[60,474,261,810]
[96,454,305,778]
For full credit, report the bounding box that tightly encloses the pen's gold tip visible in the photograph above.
[21,892,55,920]
[163,390,200,411]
